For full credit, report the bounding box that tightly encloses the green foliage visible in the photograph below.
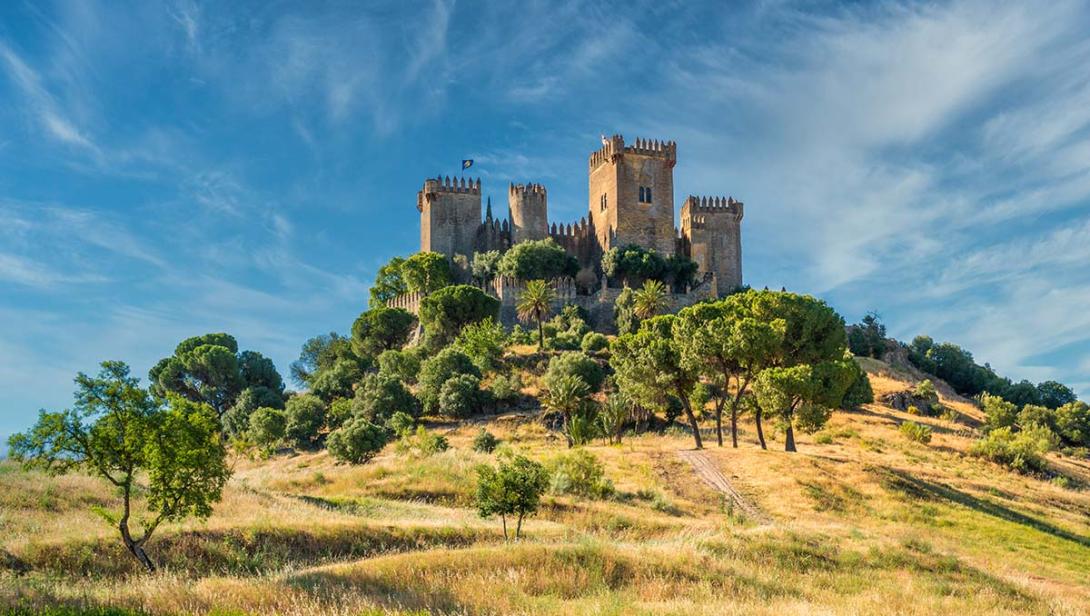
[327,397,355,429]
[581,332,609,354]
[544,351,606,393]
[516,279,557,350]
[971,425,1055,474]
[438,373,484,418]
[249,407,287,447]
[633,279,669,320]
[386,410,417,437]
[223,385,285,437]
[508,324,534,345]
[402,251,453,295]
[1037,380,1077,410]
[289,332,356,387]
[913,379,937,401]
[369,255,408,308]
[472,429,500,453]
[601,244,665,285]
[352,373,420,423]
[418,347,481,414]
[542,373,590,447]
[1054,401,1090,447]
[351,306,416,359]
[8,361,229,573]
[309,358,365,403]
[455,317,507,373]
[547,449,614,498]
[284,394,326,448]
[1018,404,1055,432]
[419,284,500,347]
[613,287,639,335]
[980,392,1018,433]
[327,419,389,464]
[842,363,874,409]
[396,426,450,458]
[377,348,423,384]
[755,361,855,450]
[899,421,933,444]
[475,453,550,539]
[567,402,600,447]
[489,372,523,404]
[847,312,886,358]
[497,238,578,280]
[471,250,502,285]
[599,394,631,445]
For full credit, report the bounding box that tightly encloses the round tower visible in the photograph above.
[508,183,549,244]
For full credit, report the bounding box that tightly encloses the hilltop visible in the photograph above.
[3,352,1089,616]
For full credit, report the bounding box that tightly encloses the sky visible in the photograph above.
[2,0,1090,448]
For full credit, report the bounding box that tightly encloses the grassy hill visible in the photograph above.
[3,356,1089,615]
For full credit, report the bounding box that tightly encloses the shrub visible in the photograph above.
[475,454,550,540]
[353,373,420,423]
[438,373,484,418]
[310,358,366,403]
[598,394,630,445]
[544,351,606,393]
[327,419,389,464]
[455,318,507,373]
[418,347,481,414]
[547,449,614,499]
[284,394,326,448]
[1054,401,1090,447]
[472,429,500,453]
[907,405,921,416]
[841,365,874,409]
[899,421,932,444]
[489,373,523,404]
[508,324,533,345]
[1018,404,1056,432]
[980,392,1018,432]
[396,426,450,458]
[913,379,938,401]
[970,424,1055,473]
[419,285,500,347]
[567,403,600,446]
[581,332,608,354]
[224,385,285,437]
[248,407,287,447]
[548,330,583,351]
[497,238,578,280]
[386,410,416,437]
[377,348,422,384]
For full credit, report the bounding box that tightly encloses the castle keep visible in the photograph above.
[413,135,744,324]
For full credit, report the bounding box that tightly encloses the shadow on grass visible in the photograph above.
[873,466,1090,548]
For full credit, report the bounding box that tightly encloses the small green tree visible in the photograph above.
[497,238,578,280]
[351,306,416,359]
[377,348,423,384]
[418,347,481,414]
[284,394,326,448]
[455,318,507,373]
[1054,401,1090,447]
[754,360,855,452]
[847,312,886,358]
[598,394,630,445]
[309,358,365,403]
[581,332,608,354]
[352,373,421,423]
[471,250,502,285]
[516,280,556,351]
[633,279,669,320]
[249,407,287,447]
[369,256,408,308]
[289,332,356,387]
[402,251,453,295]
[980,392,1019,432]
[614,286,639,335]
[439,374,484,418]
[543,373,590,447]
[472,429,500,453]
[547,449,614,498]
[419,284,500,347]
[475,454,550,540]
[544,351,606,393]
[8,362,230,573]
[327,419,389,464]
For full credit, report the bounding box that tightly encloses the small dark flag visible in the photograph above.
[462,159,474,170]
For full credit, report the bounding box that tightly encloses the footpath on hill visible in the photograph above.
[678,449,773,526]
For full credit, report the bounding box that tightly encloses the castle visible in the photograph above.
[394,135,744,328]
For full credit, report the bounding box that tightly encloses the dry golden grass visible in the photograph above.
[3,356,1090,615]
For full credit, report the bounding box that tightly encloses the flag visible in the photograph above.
[462,159,473,170]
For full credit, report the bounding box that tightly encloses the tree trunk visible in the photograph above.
[563,411,574,448]
[501,514,508,541]
[537,318,545,352]
[715,407,724,447]
[118,484,157,573]
[731,406,739,449]
[784,424,797,452]
[726,375,750,450]
[516,513,524,539]
[754,405,767,450]
[679,391,703,450]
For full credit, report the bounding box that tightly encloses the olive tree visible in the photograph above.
[8,362,230,573]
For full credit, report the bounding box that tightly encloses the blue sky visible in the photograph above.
[3,0,1090,447]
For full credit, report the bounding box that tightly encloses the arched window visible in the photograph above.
[646,187,652,203]
[639,186,646,203]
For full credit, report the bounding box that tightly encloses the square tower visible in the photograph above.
[680,195,744,294]
[588,135,677,256]
[417,176,482,261]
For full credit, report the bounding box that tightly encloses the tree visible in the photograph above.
[754,361,855,452]
[8,362,229,573]
[613,286,639,335]
[249,407,287,447]
[351,306,416,360]
[402,251,453,295]
[598,394,631,445]
[847,312,887,358]
[352,372,421,423]
[475,454,550,540]
[601,244,666,286]
[497,238,578,280]
[439,373,485,418]
[1054,401,1090,447]
[309,358,364,403]
[471,250,502,285]
[1037,381,1077,410]
[980,392,1018,433]
[284,394,326,448]
[223,384,285,438]
[290,332,356,387]
[419,284,500,347]
[516,280,556,351]
[544,351,606,393]
[611,315,704,449]
[455,317,507,373]
[633,279,669,320]
[327,419,389,464]
[369,256,408,308]
[417,347,481,414]
[542,373,590,447]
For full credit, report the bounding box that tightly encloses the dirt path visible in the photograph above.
[678,450,773,525]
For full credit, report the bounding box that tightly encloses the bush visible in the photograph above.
[497,238,578,280]
[377,348,422,384]
[327,419,389,464]
[396,426,450,458]
[547,449,614,499]
[841,365,874,409]
[970,424,1055,474]
[224,385,285,437]
[489,373,523,404]
[418,347,481,414]
[581,332,608,354]
[913,379,938,401]
[419,285,500,347]
[907,405,921,416]
[1054,401,1090,447]
[248,407,287,447]
[438,374,484,418]
[1018,404,1056,432]
[980,392,1018,432]
[472,429,500,453]
[327,397,355,429]
[475,454,550,540]
[899,421,932,444]
[455,318,507,373]
[310,358,366,403]
[353,373,420,423]
[284,394,326,448]
[544,351,606,393]
[567,402,600,446]
[508,324,533,346]
[548,330,582,351]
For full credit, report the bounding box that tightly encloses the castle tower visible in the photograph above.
[588,135,677,256]
[508,183,549,244]
[680,195,744,294]
[417,176,482,261]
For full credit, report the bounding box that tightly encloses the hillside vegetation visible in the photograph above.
[3,354,1090,616]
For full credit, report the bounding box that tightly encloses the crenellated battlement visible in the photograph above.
[509,182,547,196]
[589,134,677,171]
[423,176,481,195]
[681,195,744,219]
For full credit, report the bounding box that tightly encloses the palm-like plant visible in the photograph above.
[543,373,589,447]
[633,279,668,320]
[516,279,556,351]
